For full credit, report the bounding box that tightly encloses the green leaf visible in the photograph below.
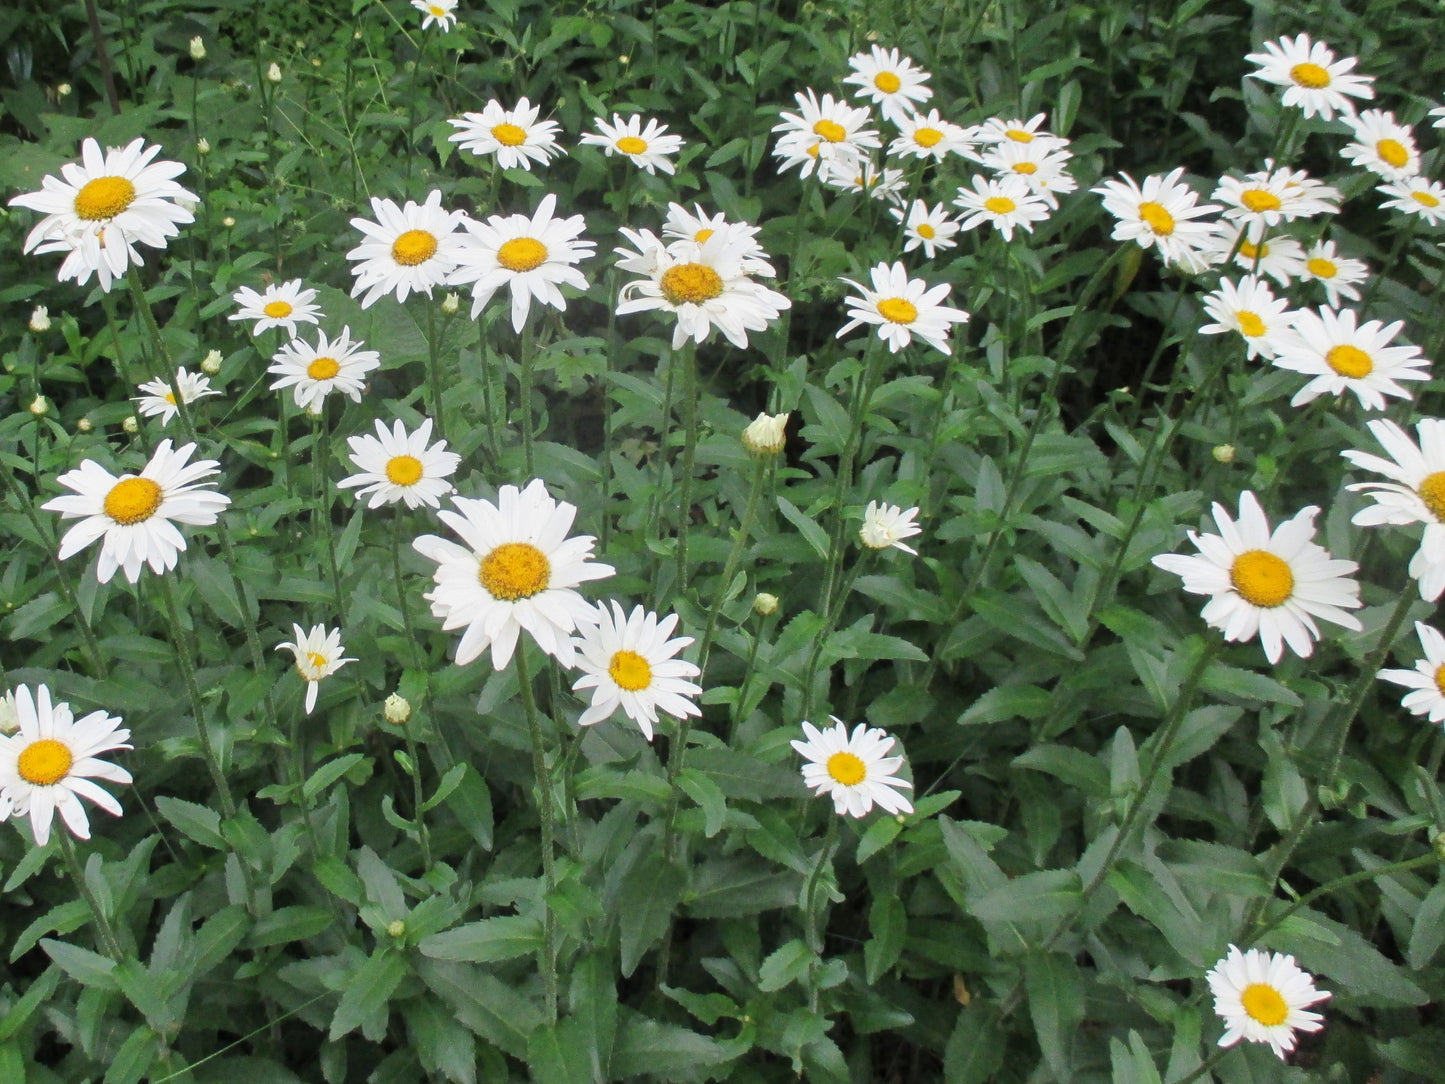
[0,966,60,1041]
[677,769,727,838]
[865,894,906,984]
[155,795,226,849]
[304,754,367,802]
[1108,1031,1162,1084]
[104,1024,159,1084]
[776,495,831,560]
[422,762,468,812]
[1025,951,1084,1079]
[855,815,903,865]
[610,1008,733,1078]
[959,684,1053,726]
[943,1006,1004,1084]
[1409,880,1445,969]
[330,949,409,1041]
[1013,744,1109,798]
[527,1018,596,1084]
[356,845,407,918]
[618,853,685,977]
[445,764,494,851]
[969,870,1082,925]
[1269,908,1428,1005]
[419,916,542,963]
[11,900,88,962]
[247,905,334,948]
[758,938,814,992]
[417,959,544,1059]
[40,938,117,990]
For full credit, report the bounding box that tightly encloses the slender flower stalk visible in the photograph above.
[514,647,558,1024]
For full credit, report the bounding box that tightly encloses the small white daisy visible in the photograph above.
[337,417,461,510]
[1244,34,1374,121]
[346,190,469,309]
[578,114,683,175]
[1341,109,1420,181]
[1206,944,1330,1060]
[1271,306,1429,410]
[1213,165,1339,237]
[860,502,921,554]
[952,174,1052,241]
[888,200,960,259]
[1377,177,1445,225]
[447,98,563,171]
[412,0,457,31]
[133,367,221,426]
[268,326,381,412]
[1379,622,1445,723]
[791,717,914,818]
[228,279,322,337]
[771,89,880,180]
[842,45,932,125]
[661,203,773,275]
[1151,490,1362,664]
[1201,224,1308,287]
[276,624,355,715]
[973,114,1069,152]
[1300,240,1368,307]
[837,261,970,355]
[570,601,702,740]
[0,685,131,847]
[1342,418,1445,601]
[977,140,1077,207]
[1198,276,1296,360]
[1092,168,1221,268]
[43,439,230,585]
[820,159,908,205]
[888,109,972,162]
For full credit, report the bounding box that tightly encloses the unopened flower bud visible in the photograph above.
[201,349,223,375]
[28,395,48,416]
[441,291,460,315]
[386,919,406,938]
[122,416,138,434]
[384,693,412,724]
[222,215,236,228]
[189,37,206,60]
[0,691,17,735]
[197,137,211,155]
[1434,831,1445,862]
[56,83,72,97]
[742,411,788,456]
[266,62,282,83]
[1212,444,1236,464]
[618,55,630,65]
[29,305,50,332]
[753,592,779,616]
[77,417,93,433]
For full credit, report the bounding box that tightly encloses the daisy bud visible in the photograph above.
[753,592,779,616]
[1434,832,1445,861]
[197,137,211,155]
[1213,444,1236,463]
[742,411,788,456]
[383,693,412,724]
[386,919,407,938]
[57,83,71,97]
[28,305,50,332]
[441,291,460,315]
[28,395,48,416]
[266,62,282,83]
[122,416,138,434]
[619,54,630,65]
[201,349,223,374]
[189,36,206,60]
[77,417,93,433]
[222,215,236,228]
[0,690,17,734]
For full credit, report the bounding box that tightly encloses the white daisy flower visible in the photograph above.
[276,624,355,715]
[1301,240,1368,307]
[661,203,773,275]
[1244,34,1374,120]
[1379,622,1445,723]
[888,109,972,162]
[1092,168,1221,268]
[1206,945,1330,1060]
[346,190,469,309]
[860,501,921,554]
[1201,224,1308,287]
[268,326,381,412]
[1151,491,1362,664]
[1213,166,1339,238]
[771,89,881,180]
[820,159,908,205]
[133,367,221,426]
[411,479,616,670]
[337,417,461,510]
[0,691,17,735]
[1341,418,1445,601]
[842,45,932,125]
[888,199,960,259]
[1271,306,1429,410]
[8,137,198,292]
[447,98,563,171]
[570,601,702,740]
[578,114,684,175]
[837,260,970,355]
[412,0,457,30]
[1377,177,1445,225]
[741,411,788,456]
[1198,276,1297,360]
[952,174,1052,241]
[978,140,1077,207]
[448,192,594,330]
[0,685,130,847]
[973,113,1068,152]
[791,717,914,818]
[42,439,230,585]
[228,279,322,337]
[1341,109,1420,181]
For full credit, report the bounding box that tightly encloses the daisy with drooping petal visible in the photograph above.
[837,261,970,355]
[8,137,198,292]
[268,326,381,412]
[1341,109,1419,181]
[1092,168,1221,268]
[1201,224,1308,287]
[1199,276,1297,360]
[978,140,1077,207]
[448,193,594,330]
[276,624,355,715]
[791,717,914,818]
[346,190,469,309]
[771,89,880,180]
[133,367,221,426]
[1213,165,1339,237]
[228,279,322,337]
[579,114,683,175]
[1377,177,1445,225]
[1300,240,1368,307]
[1271,306,1429,410]
[447,98,563,171]
[1379,622,1445,723]
[43,440,230,585]
[337,417,461,510]
[952,174,1052,241]
[888,109,972,162]
[889,200,960,259]
[860,502,921,554]
[412,0,457,31]
[842,45,932,125]
[973,113,1068,152]
[1342,418,1445,601]
[1244,34,1374,121]
[1151,490,1362,664]
[570,601,702,740]
[1206,945,1330,1060]
[820,159,907,205]
[662,203,773,275]
[0,685,130,847]
[412,479,616,670]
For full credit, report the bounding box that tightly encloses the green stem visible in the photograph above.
[1247,853,1437,948]
[426,303,447,443]
[514,648,558,1024]
[58,832,126,962]
[674,341,700,592]
[311,412,345,622]
[519,320,536,478]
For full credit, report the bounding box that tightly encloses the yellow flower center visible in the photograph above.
[1240,189,1282,213]
[917,223,936,239]
[694,228,714,243]
[873,71,902,94]
[429,4,445,14]
[616,135,649,155]
[479,541,550,600]
[74,176,137,221]
[492,122,526,146]
[263,300,293,319]
[826,751,867,786]
[1240,983,1289,1027]
[305,651,328,672]
[1012,161,1038,174]
[307,356,341,380]
[984,195,1017,215]
[1236,310,1266,337]
[608,649,652,691]
[1325,344,1372,378]
[1005,128,1033,142]
[876,297,918,324]
[164,392,177,405]
[1289,62,1331,89]
[1435,663,1445,698]
[1412,190,1441,208]
[914,127,943,147]
[1306,256,1338,279]
[1238,239,1268,260]
[1377,139,1410,168]
[812,119,847,143]
[385,455,424,486]
[103,477,163,525]
[1417,471,1445,522]
[1137,201,1175,235]
[1229,550,1294,608]
[392,229,438,266]
[660,263,725,305]
[497,237,548,272]
[17,738,73,786]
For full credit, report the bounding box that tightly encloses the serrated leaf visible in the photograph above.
[618,853,685,977]
[1025,951,1084,1080]
[419,916,542,963]
[304,754,367,802]
[155,795,226,849]
[40,938,117,990]
[1408,880,1445,969]
[329,949,408,1041]
[758,938,814,992]
[776,495,831,560]
[959,684,1052,726]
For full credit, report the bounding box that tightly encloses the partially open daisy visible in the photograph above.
[1151,491,1362,664]
[1300,240,1368,307]
[661,203,773,275]
[228,279,322,337]
[771,89,880,180]
[973,114,1070,153]
[1342,418,1445,601]
[842,45,932,125]
[1199,276,1296,360]
[1092,168,1221,268]
[578,114,683,175]
[1213,165,1339,237]
[0,691,17,735]
[978,140,1077,207]
[268,326,381,412]
[411,0,457,31]
[952,174,1052,241]
[889,200,960,259]
[791,717,914,818]
[1377,177,1445,225]
[820,159,908,205]
[133,366,220,426]
[570,601,702,740]
[276,624,355,715]
[447,97,563,172]
[1206,945,1330,1060]
[888,109,972,162]
[347,190,468,309]
[1244,34,1374,121]
[837,261,969,355]
[337,417,461,510]
[412,479,616,669]
[1341,109,1420,181]
[860,502,921,554]
[43,440,230,585]
[0,685,130,847]
[1200,224,1307,287]
[1379,622,1445,723]
[8,136,198,292]
[1271,305,1429,410]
